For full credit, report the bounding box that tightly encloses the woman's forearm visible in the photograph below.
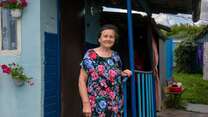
[79,78,90,103]
[79,68,90,104]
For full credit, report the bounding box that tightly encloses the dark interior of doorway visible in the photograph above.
[99,12,153,71]
[60,0,85,117]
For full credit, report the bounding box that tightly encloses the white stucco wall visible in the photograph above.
[0,0,42,117]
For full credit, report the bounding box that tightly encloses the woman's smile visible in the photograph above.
[99,29,116,48]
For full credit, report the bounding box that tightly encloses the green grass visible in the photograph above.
[173,71,208,105]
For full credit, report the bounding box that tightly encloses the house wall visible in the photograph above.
[159,39,167,102]
[0,0,42,117]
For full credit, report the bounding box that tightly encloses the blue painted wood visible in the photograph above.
[127,71,156,116]
[122,77,128,117]
[152,75,156,117]
[126,0,137,116]
[150,74,154,117]
[146,74,149,117]
[166,39,173,80]
[148,73,152,117]
[44,32,61,117]
[141,73,145,117]
[137,73,142,117]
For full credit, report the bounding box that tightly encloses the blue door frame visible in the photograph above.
[44,0,61,117]
[44,32,61,117]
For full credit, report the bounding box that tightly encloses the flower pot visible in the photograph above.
[13,79,24,87]
[169,87,182,93]
[10,9,22,18]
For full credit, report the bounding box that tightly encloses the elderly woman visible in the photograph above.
[79,24,131,117]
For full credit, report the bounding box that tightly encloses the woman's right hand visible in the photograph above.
[82,102,92,117]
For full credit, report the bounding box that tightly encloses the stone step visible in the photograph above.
[186,103,208,114]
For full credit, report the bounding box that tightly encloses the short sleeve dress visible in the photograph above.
[80,49,123,117]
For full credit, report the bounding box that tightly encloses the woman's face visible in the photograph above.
[98,29,116,49]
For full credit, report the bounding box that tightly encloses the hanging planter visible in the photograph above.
[10,9,22,18]
[1,63,34,87]
[13,79,25,87]
[0,0,28,19]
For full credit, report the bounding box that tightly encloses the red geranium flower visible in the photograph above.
[1,64,11,74]
[8,0,17,4]
[3,67,11,74]
[0,0,28,9]
[1,64,9,69]
[1,63,33,86]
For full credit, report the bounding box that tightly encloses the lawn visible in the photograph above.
[173,71,208,105]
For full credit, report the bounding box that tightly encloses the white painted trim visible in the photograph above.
[173,39,182,43]
[0,10,22,56]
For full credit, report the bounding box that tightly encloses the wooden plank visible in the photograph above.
[142,73,146,117]
[44,32,60,117]
[137,73,142,117]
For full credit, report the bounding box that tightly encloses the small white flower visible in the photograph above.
[177,82,182,87]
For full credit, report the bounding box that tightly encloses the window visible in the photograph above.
[0,8,21,55]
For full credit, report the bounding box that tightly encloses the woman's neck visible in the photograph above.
[98,46,111,52]
[94,47,112,57]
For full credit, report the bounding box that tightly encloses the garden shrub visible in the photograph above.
[175,40,201,73]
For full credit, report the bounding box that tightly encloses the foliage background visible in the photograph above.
[166,24,208,73]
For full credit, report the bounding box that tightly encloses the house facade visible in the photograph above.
[0,0,58,117]
[0,0,201,117]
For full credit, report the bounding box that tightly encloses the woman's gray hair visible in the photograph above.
[97,24,119,40]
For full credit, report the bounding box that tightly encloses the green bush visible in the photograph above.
[175,40,201,73]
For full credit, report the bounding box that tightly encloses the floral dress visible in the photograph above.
[81,49,123,117]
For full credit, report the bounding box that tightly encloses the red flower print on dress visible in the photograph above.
[89,96,96,102]
[89,51,97,60]
[109,77,114,83]
[100,80,107,88]
[99,112,105,117]
[109,91,115,100]
[91,71,99,80]
[89,96,96,111]
[109,69,117,78]
[112,106,119,113]
[88,68,94,74]
[97,65,104,75]
[99,90,107,96]
[105,87,112,93]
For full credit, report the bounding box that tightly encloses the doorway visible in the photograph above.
[60,0,85,117]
